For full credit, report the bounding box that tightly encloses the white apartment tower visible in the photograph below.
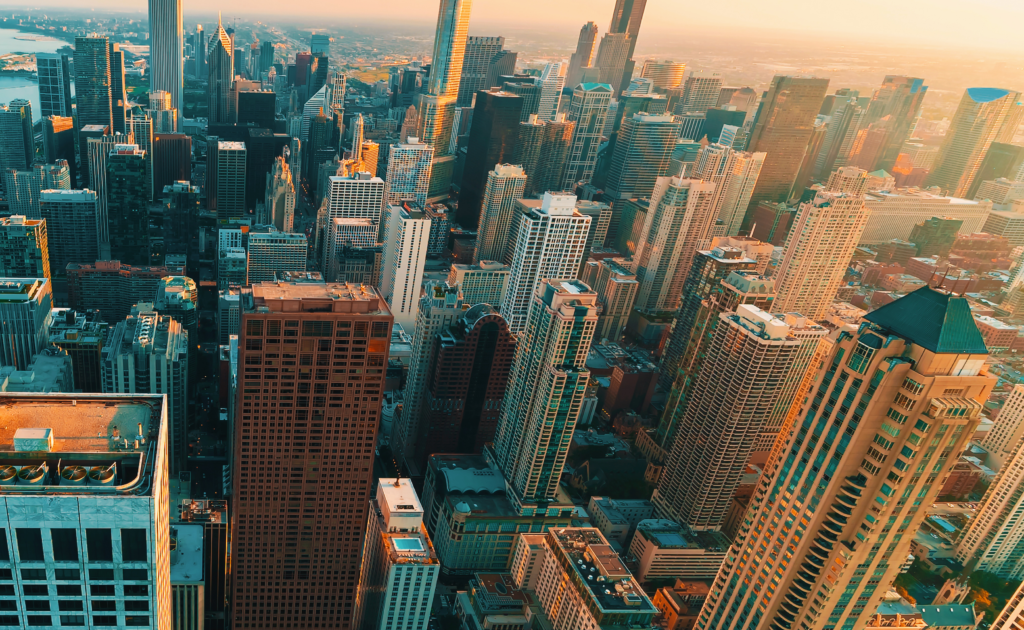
[692,143,766,237]
[246,228,308,283]
[499,193,591,334]
[474,164,527,263]
[633,177,718,313]
[678,72,724,115]
[381,204,431,332]
[562,83,614,189]
[385,139,434,207]
[982,384,1024,469]
[537,62,566,121]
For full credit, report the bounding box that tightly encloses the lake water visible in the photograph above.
[0,27,66,121]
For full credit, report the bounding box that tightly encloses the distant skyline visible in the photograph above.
[9,0,1024,55]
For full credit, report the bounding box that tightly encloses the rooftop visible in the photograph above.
[0,278,48,304]
[170,524,204,583]
[634,519,730,552]
[864,286,988,355]
[549,528,654,613]
[245,282,389,314]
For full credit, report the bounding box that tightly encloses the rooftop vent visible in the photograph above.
[13,428,53,452]
[18,463,47,485]
[88,464,116,486]
[60,466,88,486]
[0,466,17,485]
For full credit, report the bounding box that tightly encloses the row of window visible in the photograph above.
[0,615,149,627]
[3,529,146,564]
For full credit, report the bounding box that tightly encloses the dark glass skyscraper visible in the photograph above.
[106,145,153,265]
[73,37,113,150]
[457,89,523,228]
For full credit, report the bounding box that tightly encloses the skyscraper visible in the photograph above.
[209,140,247,220]
[88,132,132,258]
[109,42,127,134]
[230,281,393,628]
[566,22,598,89]
[36,53,73,118]
[43,116,77,185]
[0,393,173,629]
[106,144,152,266]
[695,287,994,630]
[426,0,470,98]
[149,0,183,112]
[475,164,527,262]
[609,0,647,58]
[771,169,870,319]
[207,15,235,124]
[928,87,1023,198]
[562,83,614,189]
[245,227,307,283]
[66,260,181,324]
[40,189,100,289]
[653,304,803,531]
[3,162,71,219]
[129,114,155,201]
[152,132,191,196]
[744,75,830,221]
[692,143,766,237]
[102,304,189,473]
[864,75,928,171]
[633,177,718,313]
[73,37,113,144]
[493,279,598,506]
[459,90,524,228]
[605,113,683,199]
[499,193,592,334]
[678,72,723,115]
[0,216,50,282]
[384,139,433,207]
[641,59,686,91]
[263,156,296,233]
[537,62,566,121]
[457,36,506,107]
[0,278,53,370]
[581,257,638,342]
[592,33,632,95]
[381,204,431,332]
[0,99,35,175]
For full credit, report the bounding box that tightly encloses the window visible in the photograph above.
[23,585,48,596]
[120,529,147,562]
[50,530,78,562]
[26,601,50,611]
[0,585,12,596]
[59,616,85,627]
[0,617,18,625]
[0,530,7,562]
[124,601,149,612]
[16,529,43,562]
[122,569,147,581]
[26,616,51,627]
[20,569,46,581]
[56,586,80,597]
[55,569,79,581]
[58,601,83,612]
[92,617,117,627]
[124,585,148,597]
[0,601,14,611]
[89,569,114,581]
[86,530,113,562]
[125,616,150,627]
[89,585,115,596]
[91,602,115,612]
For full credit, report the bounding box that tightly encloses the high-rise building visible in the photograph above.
[385,139,433,207]
[448,261,510,306]
[512,114,575,198]
[0,393,173,629]
[653,304,803,531]
[537,62,566,121]
[562,83,614,189]
[66,260,182,324]
[458,90,524,228]
[566,22,598,89]
[147,89,178,133]
[264,156,296,232]
[108,42,127,134]
[48,307,106,392]
[149,0,183,112]
[692,143,766,237]
[208,140,247,220]
[928,88,1023,198]
[993,583,1024,630]
[74,37,113,148]
[981,385,1024,470]
[246,227,307,283]
[3,162,71,219]
[641,60,686,91]
[81,125,115,190]
[474,164,527,262]
[128,114,155,202]
[106,144,152,266]
[0,99,34,176]
[744,76,830,221]
[218,247,247,290]
[39,189,99,293]
[863,76,928,171]
[151,132,191,197]
[153,275,199,378]
[0,216,50,281]
[426,0,470,98]
[42,116,77,185]
[324,218,376,280]
[605,113,683,199]
[160,179,200,256]
[102,304,189,473]
[0,278,53,370]
[968,142,1024,199]
[678,72,723,115]
[381,204,431,332]
[771,171,870,319]
[500,80,540,122]
[353,479,440,630]
[207,16,234,124]
[36,53,73,118]
[390,282,466,476]
[493,279,598,507]
[695,287,994,630]
[230,281,393,626]
[581,257,638,342]
[457,36,506,107]
[956,425,1024,578]
[592,33,632,95]
[633,177,718,313]
[499,193,592,333]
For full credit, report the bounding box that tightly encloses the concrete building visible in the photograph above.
[384,139,433,207]
[66,260,182,325]
[678,72,723,115]
[499,194,591,333]
[983,203,1024,247]
[0,216,49,281]
[0,393,172,629]
[982,385,1024,469]
[605,113,683,200]
[0,278,53,370]
[860,189,991,244]
[230,281,393,625]
[692,143,766,237]
[695,287,995,630]
[562,83,614,188]
[38,190,99,291]
[217,287,241,346]
[992,581,1024,630]
[102,305,188,473]
[324,218,377,281]
[975,178,1024,209]
[354,479,439,630]
[3,162,71,219]
[325,171,386,232]
[581,257,638,342]
[628,519,731,581]
[633,177,718,313]
[209,140,247,220]
[447,261,509,306]
[454,572,541,630]
[218,246,247,290]
[474,165,526,263]
[587,496,654,547]
[245,227,307,284]
[381,204,431,332]
[36,53,73,118]
[263,156,295,232]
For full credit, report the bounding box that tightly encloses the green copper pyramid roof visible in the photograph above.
[863,286,988,355]
[869,169,891,178]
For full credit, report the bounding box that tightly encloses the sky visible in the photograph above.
[12,0,1024,54]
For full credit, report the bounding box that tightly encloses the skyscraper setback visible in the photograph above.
[231,281,393,628]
